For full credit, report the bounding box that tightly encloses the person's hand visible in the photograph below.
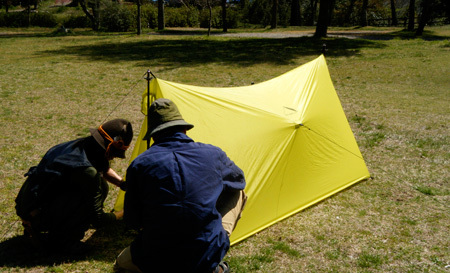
[114,210,124,220]
[119,181,128,191]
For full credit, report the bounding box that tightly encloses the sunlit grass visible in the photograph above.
[0,25,449,272]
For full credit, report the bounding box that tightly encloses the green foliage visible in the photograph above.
[100,1,134,32]
[199,7,221,28]
[63,14,90,28]
[0,11,58,27]
[165,6,199,27]
[246,0,271,27]
[244,0,290,27]
[226,7,242,29]
[33,11,59,26]
[141,4,158,29]
[276,0,290,27]
[1,0,450,30]
[200,6,243,29]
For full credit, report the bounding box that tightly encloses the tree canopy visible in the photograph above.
[1,0,448,36]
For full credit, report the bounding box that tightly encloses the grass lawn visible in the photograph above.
[0,25,449,272]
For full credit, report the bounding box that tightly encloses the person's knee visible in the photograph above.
[220,190,248,236]
[115,246,142,273]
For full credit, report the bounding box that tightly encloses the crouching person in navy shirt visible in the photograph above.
[115,99,247,273]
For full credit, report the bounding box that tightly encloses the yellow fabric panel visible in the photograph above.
[114,55,370,245]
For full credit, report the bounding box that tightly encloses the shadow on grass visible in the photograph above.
[0,221,135,269]
[36,36,384,68]
[0,29,118,38]
[356,29,450,41]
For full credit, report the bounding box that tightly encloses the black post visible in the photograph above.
[145,70,152,149]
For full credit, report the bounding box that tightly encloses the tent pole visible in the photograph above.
[145,70,153,149]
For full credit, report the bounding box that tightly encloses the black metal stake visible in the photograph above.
[145,70,152,149]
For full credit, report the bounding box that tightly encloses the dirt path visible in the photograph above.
[0,28,393,39]
[155,28,394,39]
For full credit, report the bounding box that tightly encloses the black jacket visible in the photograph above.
[15,137,116,235]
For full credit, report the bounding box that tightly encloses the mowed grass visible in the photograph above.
[0,26,449,272]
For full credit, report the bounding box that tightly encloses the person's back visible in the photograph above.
[118,99,246,273]
[15,138,107,250]
[15,119,133,255]
[125,132,242,272]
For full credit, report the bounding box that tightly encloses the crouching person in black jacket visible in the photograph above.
[15,119,133,256]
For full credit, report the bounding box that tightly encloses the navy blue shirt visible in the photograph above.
[124,132,246,273]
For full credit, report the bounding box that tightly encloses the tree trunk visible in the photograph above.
[93,0,100,30]
[328,0,335,25]
[290,0,301,26]
[80,0,98,30]
[390,0,398,26]
[207,0,212,36]
[445,0,450,24]
[221,0,227,32]
[314,0,330,38]
[240,0,247,9]
[306,0,318,25]
[27,1,31,27]
[407,0,415,30]
[137,0,141,35]
[344,0,356,26]
[416,0,432,36]
[359,0,368,26]
[271,0,278,29]
[158,0,164,30]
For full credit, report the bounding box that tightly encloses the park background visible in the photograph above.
[1,0,449,271]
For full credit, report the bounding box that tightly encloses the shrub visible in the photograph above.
[141,4,158,29]
[224,7,242,28]
[100,1,133,32]
[0,11,57,27]
[198,6,242,29]
[199,7,221,28]
[246,0,271,27]
[185,6,199,27]
[0,12,16,27]
[165,6,199,27]
[31,11,58,27]
[63,14,90,28]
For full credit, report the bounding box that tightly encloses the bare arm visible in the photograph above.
[103,168,126,218]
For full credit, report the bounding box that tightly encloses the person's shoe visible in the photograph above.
[113,261,123,272]
[213,261,229,273]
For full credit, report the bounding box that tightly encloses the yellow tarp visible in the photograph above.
[114,55,370,245]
